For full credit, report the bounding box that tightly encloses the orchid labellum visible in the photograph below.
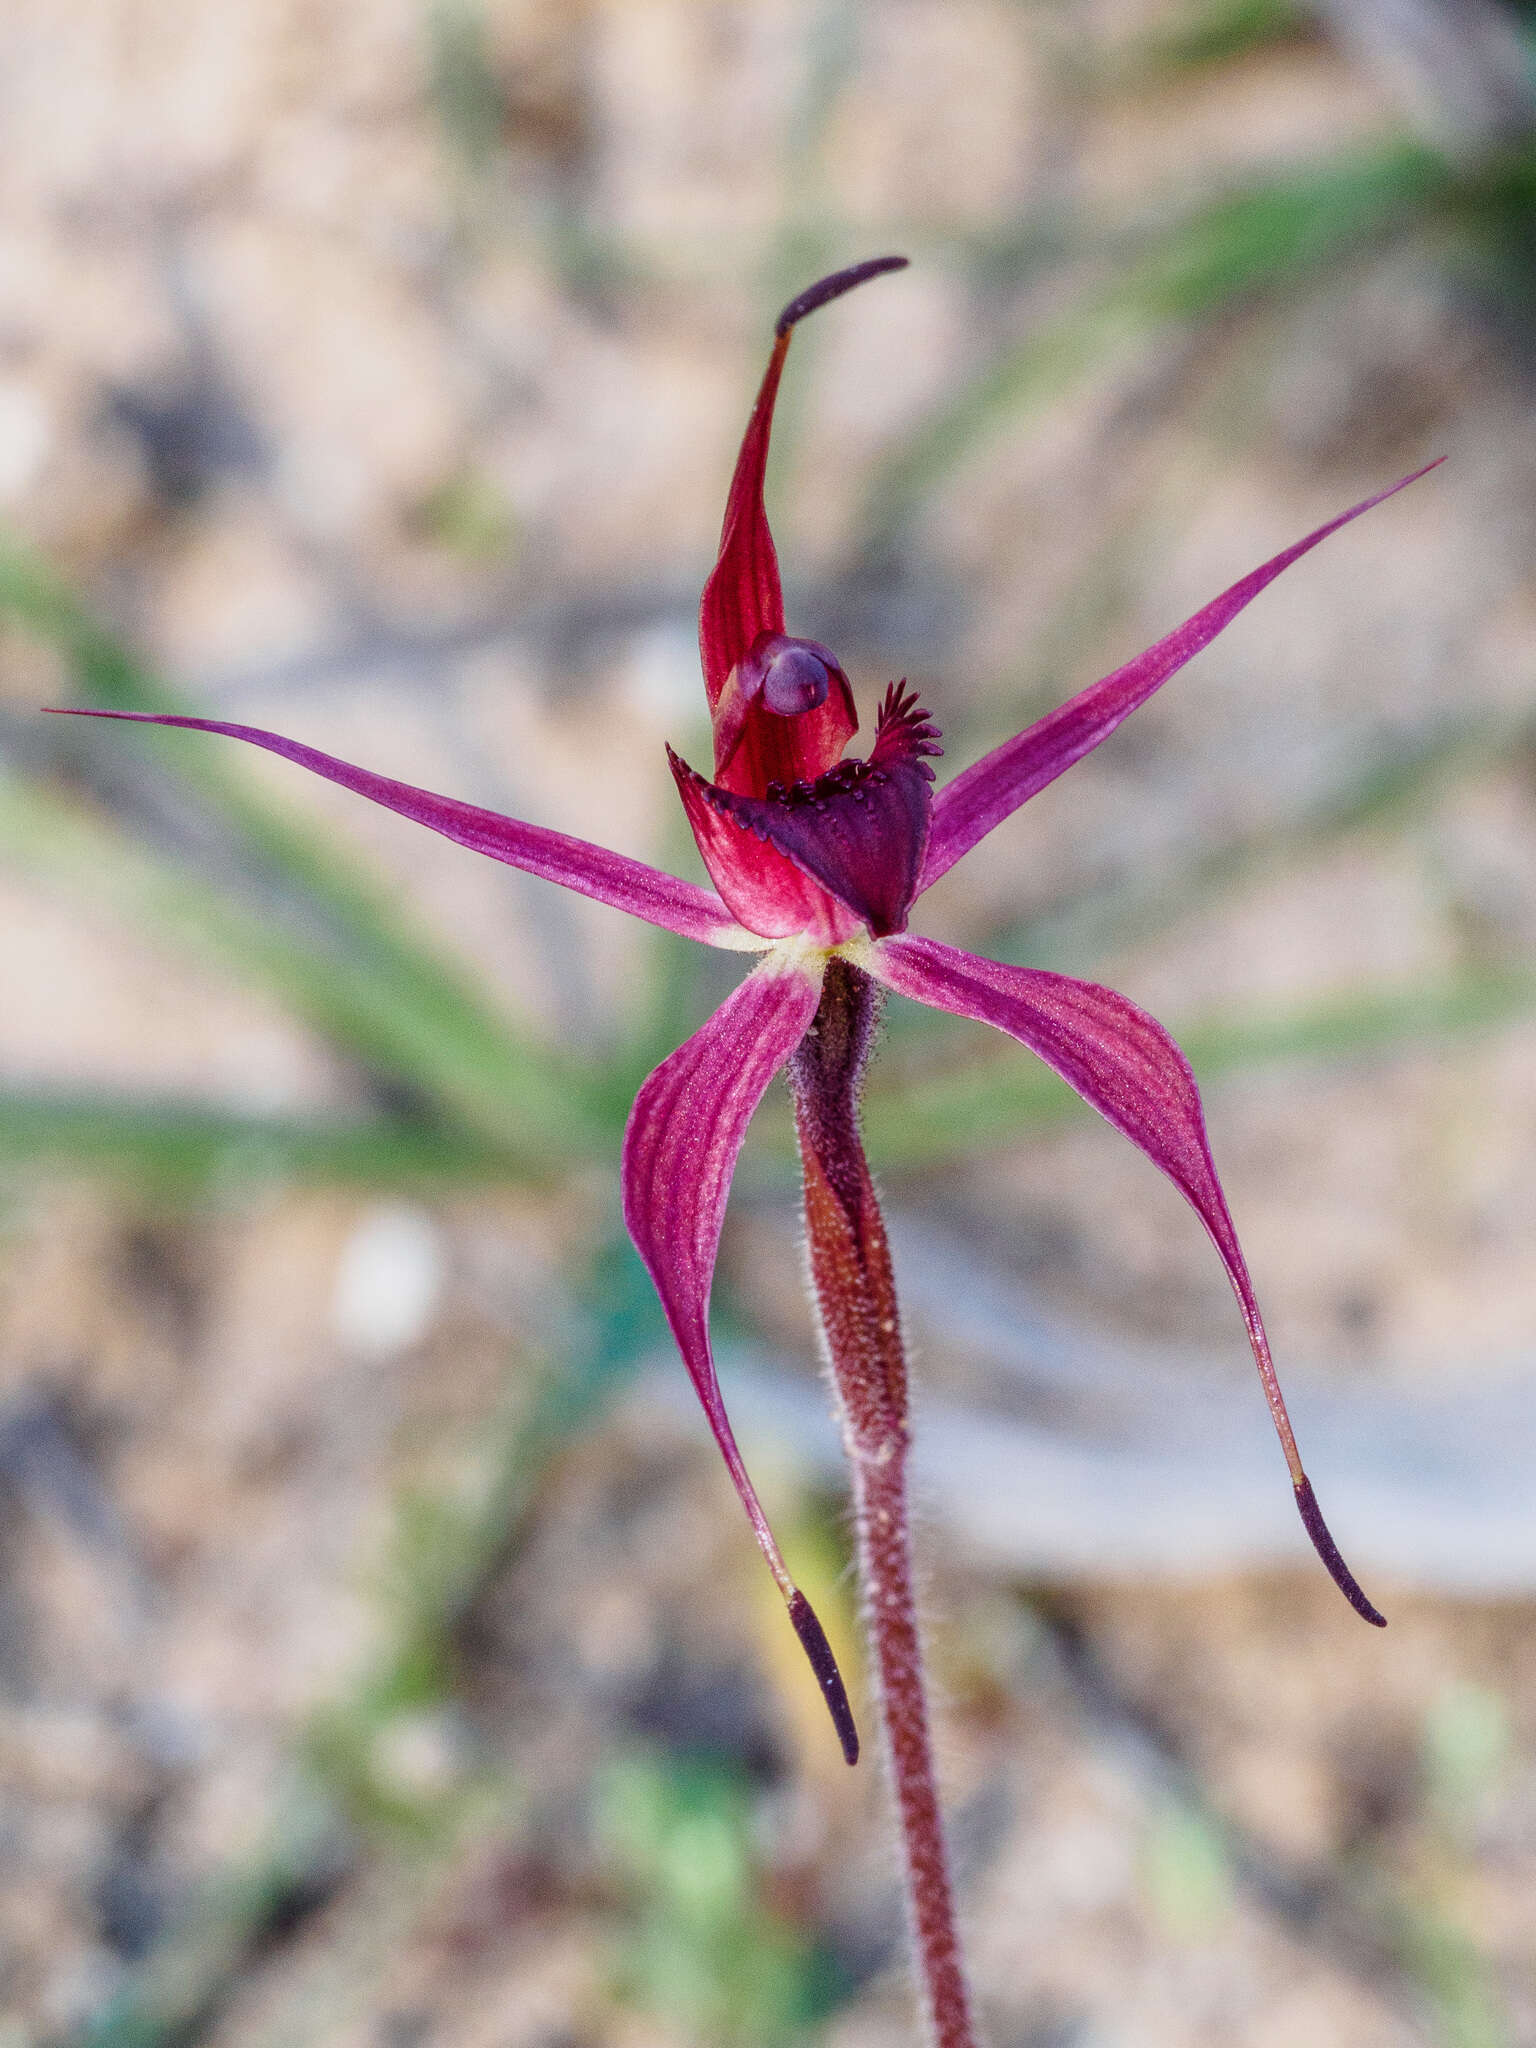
[54,258,1433,2047]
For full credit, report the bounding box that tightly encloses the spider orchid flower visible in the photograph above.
[51,260,1432,1777]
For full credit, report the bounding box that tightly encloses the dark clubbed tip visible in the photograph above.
[775,255,909,338]
[1295,1476,1386,1627]
[789,1589,860,1764]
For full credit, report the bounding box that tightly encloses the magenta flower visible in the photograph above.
[51,257,1431,1782]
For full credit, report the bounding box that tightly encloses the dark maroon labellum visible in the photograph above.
[679,682,942,938]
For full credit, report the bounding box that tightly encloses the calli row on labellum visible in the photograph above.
[50,257,1437,1764]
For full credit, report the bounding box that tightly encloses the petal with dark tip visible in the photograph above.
[45,708,749,947]
[920,461,1443,892]
[870,932,1386,1628]
[772,254,911,337]
[622,955,859,1760]
[699,256,908,706]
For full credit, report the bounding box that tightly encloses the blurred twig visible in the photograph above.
[980,711,1513,972]
[1028,1604,1452,2037]
[1312,0,1536,153]
[1130,0,1315,71]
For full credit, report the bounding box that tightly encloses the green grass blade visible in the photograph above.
[0,550,618,1161]
[862,140,1448,547]
[1129,0,1311,73]
[0,1091,505,1193]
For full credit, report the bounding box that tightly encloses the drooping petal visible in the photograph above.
[46,709,752,948]
[675,686,942,939]
[920,462,1443,892]
[870,932,1386,1628]
[622,954,860,1761]
[697,258,906,797]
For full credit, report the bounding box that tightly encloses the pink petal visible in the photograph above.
[920,462,1443,891]
[871,933,1386,1628]
[46,709,747,947]
[622,956,860,1760]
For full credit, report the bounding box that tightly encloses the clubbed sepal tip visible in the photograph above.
[775,255,908,337]
[789,1588,860,1764]
[1295,1475,1386,1627]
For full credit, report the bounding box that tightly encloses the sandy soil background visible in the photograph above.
[3,2,1536,2043]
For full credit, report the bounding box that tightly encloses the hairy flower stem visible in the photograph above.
[790,958,979,2048]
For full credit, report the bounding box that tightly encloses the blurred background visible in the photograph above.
[3,1,1536,2042]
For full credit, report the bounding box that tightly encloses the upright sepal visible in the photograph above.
[621,956,860,1761]
[697,258,906,800]
[698,329,790,710]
